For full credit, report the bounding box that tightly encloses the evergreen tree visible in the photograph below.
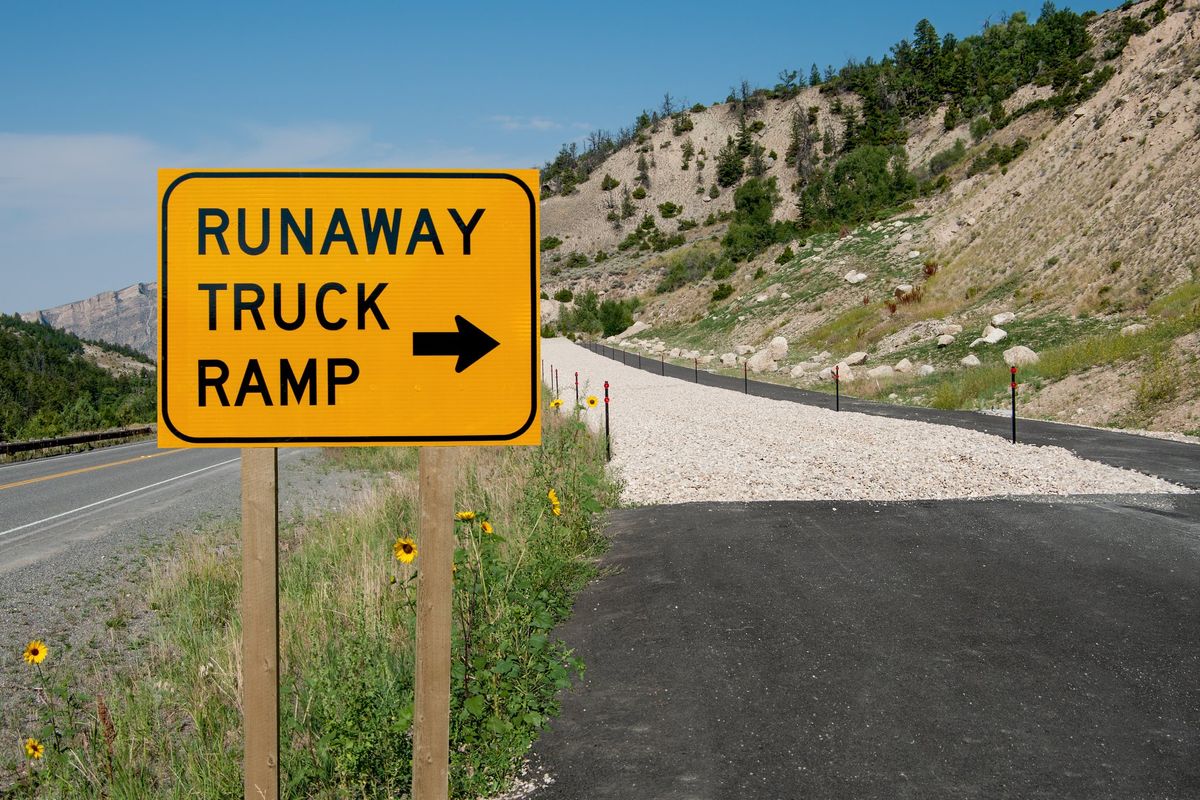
[810,63,822,86]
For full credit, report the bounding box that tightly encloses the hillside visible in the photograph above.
[0,314,155,442]
[21,281,157,359]
[541,0,1200,435]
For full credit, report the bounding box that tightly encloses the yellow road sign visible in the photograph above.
[158,169,540,447]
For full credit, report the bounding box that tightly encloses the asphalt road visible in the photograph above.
[530,495,1200,799]
[0,440,241,574]
[580,342,1200,489]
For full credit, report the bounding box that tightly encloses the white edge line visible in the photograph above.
[0,456,241,541]
[0,440,155,473]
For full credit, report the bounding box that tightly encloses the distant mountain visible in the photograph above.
[21,282,157,358]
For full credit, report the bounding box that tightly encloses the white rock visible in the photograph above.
[844,351,868,366]
[917,364,936,377]
[963,215,977,227]
[755,293,768,303]
[768,336,789,359]
[698,355,715,366]
[899,231,914,242]
[844,270,868,284]
[651,343,666,354]
[972,325,1007,346]
[908,250,921,259]
[866,365,895,380]
[735,345,755,355]
[937,334,956,347]
[780,292,791,300]
[894,358,914,373]
[668,348,681,359]
[961,354,982,367]
[1003,346,1040,366]
[991,312,1016,326]
[935,324,963,336]
[720,352,738,367]
[815,351,831,362]
[895,284,914,296]
[1120,323,1148,337]
[747,350,777,374]
[609,319,649,341]
[892,221,906,228]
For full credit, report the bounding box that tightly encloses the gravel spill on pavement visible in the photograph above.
[542,339,1188,504]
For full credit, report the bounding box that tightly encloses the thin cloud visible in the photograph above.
[489,115,563,132]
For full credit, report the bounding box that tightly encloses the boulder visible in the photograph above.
[781,292,791,300]
[755,293,769,303]
[970,325,1007,347]
[836,364,856,382]
[894,358,914,373]
[651,343,666,354]
[818,366,833,380]
[790,361,820,377]
[735,344,755,355]
[844,270,868,284]
[611,320,649,342]
[747,349,777,373]
[1120,323,1148,337]
[814,351,831,362]
[720,352,738,368]
[990,311,1016,326]
[894,284,914,296]
[698,355,715,366]
[917,364,936,377]
[937,334,956,347]
[668,348,681,359]
[960,354,981,367]
[844,351,868,366]
[899,231,913,242]
[866,365,895,380]
[769,336,789,359]
[907,250,921,259]
[935,323,963,336]
[1003,345,1040,366]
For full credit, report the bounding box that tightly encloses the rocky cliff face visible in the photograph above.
[21,282,157,358]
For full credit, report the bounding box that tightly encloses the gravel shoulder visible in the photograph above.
[543,338,1188,505]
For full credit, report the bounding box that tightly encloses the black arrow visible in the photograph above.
[412,315,500,373]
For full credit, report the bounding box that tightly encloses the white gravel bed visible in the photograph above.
[542,339,1188,505]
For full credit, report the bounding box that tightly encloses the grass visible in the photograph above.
[6,403,618,798]
[863,310,1200,411]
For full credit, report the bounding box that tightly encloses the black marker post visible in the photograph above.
[603,381,611,462]
[834,365,840,411]
[1011,366,1018,444]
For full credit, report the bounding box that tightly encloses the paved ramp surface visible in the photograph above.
[529,496,1200,799]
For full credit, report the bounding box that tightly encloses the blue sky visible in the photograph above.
[1,0,1102,312]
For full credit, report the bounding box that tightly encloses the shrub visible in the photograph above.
[929,139,967,175]
[632,186,647,200]
[753,267,765,279]
[600,174,620,191]
[678,218,698,232]
[776,246,795,264]
[690,103,707,113]
[715,136,745,187]
[564,253,589,270]
[711,283,734,302]
[541,236,562,251]
[655,247,724,293]
[672,114,694,135]
[708,185,720,199]
[722,177,784,262]
[658,202,682,219]
[969,116,993,142]
[594,251,608,263]
[712,261,736,280]
[553,288,573,302]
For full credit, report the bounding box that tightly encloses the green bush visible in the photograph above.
[600,174,620,191]
[553,288,574,302]
[541,236,562,251]
[928,139,966,175]
[655,247,724,293]
[563,253,590,270]
[632,186,647,200]
[678,218,698,232]
[712,261,736,280]
[672,114,694,135]
[711,283,734,302]
[715,136,745,187]
[969,116,993,142]
[775,246,795,264]
[722,177,784,262]
[658,202,682,219]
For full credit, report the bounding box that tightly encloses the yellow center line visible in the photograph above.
[0,449,183,492]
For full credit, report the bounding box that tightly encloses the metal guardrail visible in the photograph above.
[0,424,155,456]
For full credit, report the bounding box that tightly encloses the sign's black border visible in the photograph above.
[160,171,539,444]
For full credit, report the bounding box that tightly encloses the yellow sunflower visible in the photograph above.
[23,640,47,665]
[586,395,599,408]
[550,398,563,409]
[455,511,476,521]
[481,520,494,534]
[25,738,44,759]
[393,537,418,564]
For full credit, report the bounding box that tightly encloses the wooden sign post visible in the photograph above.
[242,448,279,800]
[158,169,539,800]
[412,448,457,799]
